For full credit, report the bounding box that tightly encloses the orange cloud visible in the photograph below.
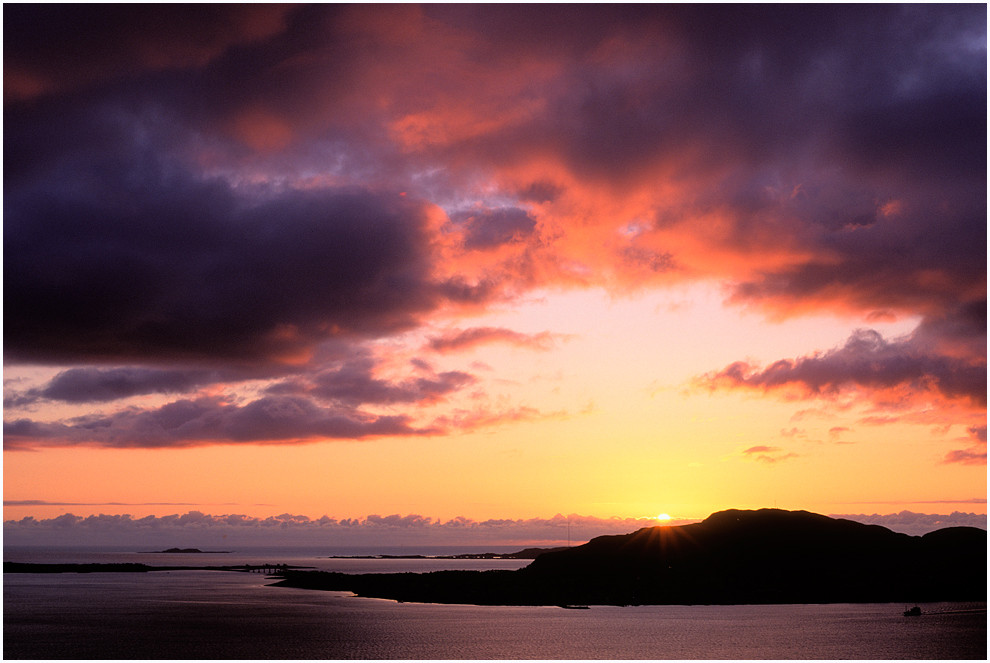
[229,107,295,152]
[741,445,798,463]
[427,327,559,353]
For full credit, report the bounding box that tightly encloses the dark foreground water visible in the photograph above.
[3,549,986,659]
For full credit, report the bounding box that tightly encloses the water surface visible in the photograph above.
[4,551,985,659]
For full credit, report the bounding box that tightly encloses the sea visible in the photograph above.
[4,546,986,660]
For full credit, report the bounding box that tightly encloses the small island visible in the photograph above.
[4,562,311,574]
[142,548,231,554]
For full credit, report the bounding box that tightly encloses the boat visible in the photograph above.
[903,606,921,617]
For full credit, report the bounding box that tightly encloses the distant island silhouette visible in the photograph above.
[140,548,231,554]
[273,508,987,606]
[4,561,312,574]
[326,547,566,560]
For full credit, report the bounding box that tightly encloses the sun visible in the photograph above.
[655,513,672,521]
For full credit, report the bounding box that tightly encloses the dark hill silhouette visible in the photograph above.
[523,508,984,604]
[274,508,986,605]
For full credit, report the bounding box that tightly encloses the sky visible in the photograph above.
[3,4,986,547]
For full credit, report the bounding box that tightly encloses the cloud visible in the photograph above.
[268,357,476,406]
[406,6,984,316]
[722,185,985,323]
[4,367,225,406]
[700,317,985,462]
[5,162,455,365]
[3,500,225,507]
[741,445,798,463]
[428,327,559,353]
[449,207,537,250]
[940,424,988,465]
[7,6,983,308]
[1,510,669,548]
[699,326,986,408]
[3,5,984,457]
[3,4,294,101]
[829,510,987,537]
[943,448,987,466]
[3,395,426,450]
[432,405,570,434]
[4,508,980,548]
[4,350,487,449]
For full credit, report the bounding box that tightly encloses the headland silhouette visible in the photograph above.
[273,508,987,606]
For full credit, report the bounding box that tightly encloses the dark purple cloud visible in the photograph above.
[5,156,441,364]
[4,367,221,407]
[3,5,293,101]
[268,357,475,406]
[4,351,483,449]
[725,195,986,324]
[701,327,986,407]
[3,395,425,450]
[449,207,537,250]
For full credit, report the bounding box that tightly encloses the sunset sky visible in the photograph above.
[3,4,986,546]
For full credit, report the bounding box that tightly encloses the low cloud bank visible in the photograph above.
[1,511,664,549]
[4,509,983,549]
[829,511,987,537]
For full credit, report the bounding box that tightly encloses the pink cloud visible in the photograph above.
[944,448,987,465]
[428,327,559,353]
[741,446,798,464]
[431,405,570,434]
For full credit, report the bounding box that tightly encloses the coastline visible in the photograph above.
[3,562,312,574]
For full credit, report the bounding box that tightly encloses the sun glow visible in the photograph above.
[655,513,672,521]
